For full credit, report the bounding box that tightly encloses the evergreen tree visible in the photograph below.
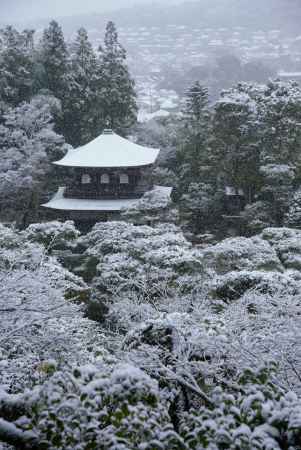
[260,79,301,167]
[0,26,35,106]
[39,21,69,98]
[258,80,301,225]
[285,188,301,228]
[212,83,262,203]
[97,21,137,134]
[176,82,220,235]
[62,28,100,146]
[177,82,212,187]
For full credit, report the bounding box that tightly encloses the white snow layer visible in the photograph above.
[42,186,172,211]
[54,130,160,168]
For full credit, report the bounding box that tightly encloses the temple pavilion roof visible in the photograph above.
[42,186,172,211]
[54,129,160,168]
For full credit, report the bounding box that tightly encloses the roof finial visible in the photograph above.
[103,118,113,135]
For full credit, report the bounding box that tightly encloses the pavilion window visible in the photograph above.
[100,173,110,184]
[119,173,129,184]
[81,174,91,184]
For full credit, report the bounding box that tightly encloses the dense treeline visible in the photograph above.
[0,21,137,142]
[136,80,301,240]
[0,21,137,225]
[2,19,301,241]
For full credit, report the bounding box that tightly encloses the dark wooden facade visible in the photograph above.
[64,166,153,200]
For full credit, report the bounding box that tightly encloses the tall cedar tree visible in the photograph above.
[39,21,68,99]
[97,21,137,134]
[63,28,100,146]
[179,82,211,180]
[176,82,221,235]
[0,26,35,107]
[212,84,262,203]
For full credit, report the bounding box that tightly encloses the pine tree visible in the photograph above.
[183,82,209,132]
[97,21,137,134]
[39,21,68,98]
[0,26,35,106]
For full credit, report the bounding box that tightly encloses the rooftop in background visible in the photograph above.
[54,129,160,168]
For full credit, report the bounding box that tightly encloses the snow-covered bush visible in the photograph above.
[78,222,205,301]
[24,221,80,252]
[2,364,183,450]
[201,235,282,275]
[261,227,301,271]
[121,186,177,226]
[0,224,98,392]
[240,201,273,234]
[180,364,301,450]
[211,270,299,301]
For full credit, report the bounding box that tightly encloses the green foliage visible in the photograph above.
[181,365,301,450]
[24,221,80,252]
[21,365,184,450]
[176,79,301,236]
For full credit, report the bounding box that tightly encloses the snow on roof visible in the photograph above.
[138,109,170,123]
[54,129,160,168]
[278,71,301,78]
[42,187,143,211]
[42,186,172,212]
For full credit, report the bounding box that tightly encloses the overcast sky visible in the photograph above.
[0,0,181,22]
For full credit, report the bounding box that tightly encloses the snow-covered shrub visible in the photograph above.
[240,201,273,234]
[24,220,80,252]
[201,235,282,275]
[78,222,205,301]
[7,364,183,450]
[261,227,301,271]
[0,224,97,392]
[211,270,299,302]
[121,185,177,226]
[180,364,301,450]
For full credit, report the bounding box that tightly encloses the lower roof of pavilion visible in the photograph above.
[42,186,172,211]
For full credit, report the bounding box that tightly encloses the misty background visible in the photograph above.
[0,0,182,22]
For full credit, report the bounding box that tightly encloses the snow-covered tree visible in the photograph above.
[212,83,261,202]
[0,224,100,393]
[97,21,137,134]
[62,28,101,146]
[0,95,67,226]
[285,189,301,228]
[38,21,69,99]
[0,26,35,106]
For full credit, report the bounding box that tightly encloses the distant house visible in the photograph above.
[278,71,301,82]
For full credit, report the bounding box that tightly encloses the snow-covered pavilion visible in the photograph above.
[42,129,167,225]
